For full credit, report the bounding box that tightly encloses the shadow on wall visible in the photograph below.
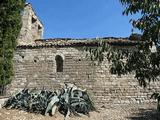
[127,108,160,120]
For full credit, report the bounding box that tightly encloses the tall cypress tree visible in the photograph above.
[0,0,25,94]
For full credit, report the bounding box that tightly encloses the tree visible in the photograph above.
[121,0,159,44]
[86,0,160,87]
[0,0,25,95]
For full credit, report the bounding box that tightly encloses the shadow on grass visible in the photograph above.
[127,108,160,120]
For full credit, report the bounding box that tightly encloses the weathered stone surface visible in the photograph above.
[7,46,160,108]
[18,3,43,45]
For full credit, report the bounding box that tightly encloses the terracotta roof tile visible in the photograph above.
[17,37,139,48]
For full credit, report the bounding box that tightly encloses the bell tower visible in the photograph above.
[18,3,44,45]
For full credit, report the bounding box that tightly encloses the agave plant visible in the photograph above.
[3,83,95,119]
[151,92,160,111]
[3,89,30,110]
[3,89,55,114]
[58,84,95,117]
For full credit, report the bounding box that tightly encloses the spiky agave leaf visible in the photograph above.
[45,95,59,115]
[28,90,55,114]
[71,100,89,115]
[51,105,58,116]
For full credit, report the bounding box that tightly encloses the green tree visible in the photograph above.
[0,0,25,94]
[121,0,159,44]
[87,0,160,87]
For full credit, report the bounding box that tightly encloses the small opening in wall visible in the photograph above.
[38,25,42,36]
[78,59,81,61]
[34,59,37,63]
[38,25,42,30]
[32,16,37,24]
[22,56,24,59]
[55,55,63,72]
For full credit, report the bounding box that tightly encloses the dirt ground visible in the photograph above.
[0,103,160,120]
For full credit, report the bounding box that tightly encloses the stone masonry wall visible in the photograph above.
[18,4,44,45]
[9,46,160,108]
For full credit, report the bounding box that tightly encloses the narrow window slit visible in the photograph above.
[55,55,63,72]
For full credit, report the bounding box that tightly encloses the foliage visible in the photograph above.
[151,92,160,111]
[3,84,95,118]
[0,0,26,94]
[86,0,160,87]
[3,89,55,114]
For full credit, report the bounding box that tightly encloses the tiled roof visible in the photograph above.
[17,37,139,48]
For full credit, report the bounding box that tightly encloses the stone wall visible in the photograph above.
[8,46,160,107]
[18,3,44,45]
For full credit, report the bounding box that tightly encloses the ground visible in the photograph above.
[0,103,160,120]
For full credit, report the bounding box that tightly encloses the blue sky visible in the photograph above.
[26,0,140,39]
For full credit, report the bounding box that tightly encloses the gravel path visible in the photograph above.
[0,103,160,120]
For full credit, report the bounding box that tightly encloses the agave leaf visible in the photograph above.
[65,108,71,120]
[54,90,61,96]
[70,86,78,98]
[71,101,89,115]
[65,83,75,89]
[60,90,69,103]
[45,95,59,115]
[51,105,57,116]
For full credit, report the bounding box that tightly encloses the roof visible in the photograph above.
[17,37,139,48]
